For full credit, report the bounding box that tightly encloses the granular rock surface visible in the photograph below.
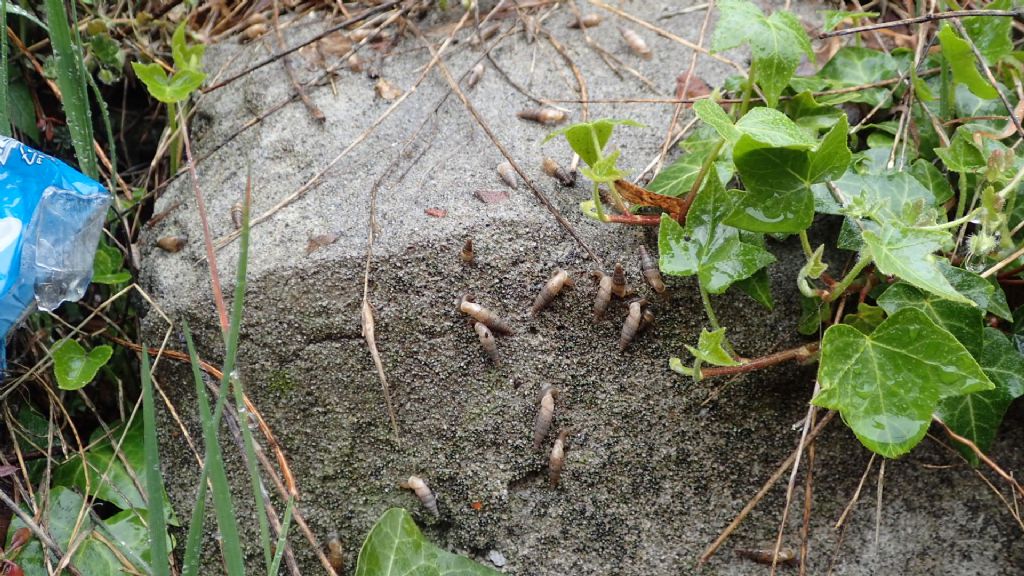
[140,1,1024,574]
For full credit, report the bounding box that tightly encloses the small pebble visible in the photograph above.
[487,550,507,568]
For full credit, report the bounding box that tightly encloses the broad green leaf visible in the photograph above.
[798,294,830,335]
[52,339,112,390]
[935,127,986,173]
[544,118,642,166]
[728,115,850,233]
[843,303,886,334]
[813,308,993,458]
[734,107,816,152]
[797,47,901,107]
[93,242,132,285]
[909,159,954,204]
[105,508,173,566]
[658,168,776,294]
[962,0,1012,65]
[648,152,733,198]
[937,24,998,100]
[131,62,206,104]
[937,328,1024,463]
[579,149,626,183]
[734,267,774,310]
[712,0,813,106]
[685,328,740,366]
[813,170,941,224]
[355,508,501,576]
[785,91,844,132]
[8,80,41,143]
[877,282,984,356]
[9,486,153,575]
[692,99,739,143]
[52,420,178,524]
[5,3,48,29]
[171,22,205,72]
[862,224,973,305]
[939,262,1012,321]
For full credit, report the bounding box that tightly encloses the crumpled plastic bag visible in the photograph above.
[1,136,111,371]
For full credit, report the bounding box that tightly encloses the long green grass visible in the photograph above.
[42,0,98,177]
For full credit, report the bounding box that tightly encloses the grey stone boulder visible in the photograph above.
[140,2,1024,574]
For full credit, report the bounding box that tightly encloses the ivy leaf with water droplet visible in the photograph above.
[813,308,993,458]
[877,282,985,356]
[686,328,740,366]
[658,167,776,294]
[355,508,501,576]
[727,115,850,233]
[51,339,112,390]
[712,0,813,107]
[936,328,1024,464]
[862,224,974,305]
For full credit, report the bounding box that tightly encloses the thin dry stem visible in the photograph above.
[698,411,836,566]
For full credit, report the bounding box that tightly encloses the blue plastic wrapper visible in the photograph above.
[1,136,111,371]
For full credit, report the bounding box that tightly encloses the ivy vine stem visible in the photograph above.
[698,281,736,360]
[799,230,813,258]
[679,139,726,217]
[696,342,821,379]
[823,253,872,303]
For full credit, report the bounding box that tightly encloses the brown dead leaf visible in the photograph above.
[425,208,448,218]
[306,233,339,255]
[675,72,711,104]
[614,179,686,222]
[375,79,403,101]
[474,190,510,204]
[318,31,353,57]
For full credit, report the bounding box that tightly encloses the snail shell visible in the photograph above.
[516,108,568,125]
[593,271,612,321]
[533,384,556,449]
[619,27,652,60]
[402,475,439,516]
[530,269,573,316]
[618,299,649,351]
[639,246,666,293]
[474,321,500,365]
[459,295,514,335]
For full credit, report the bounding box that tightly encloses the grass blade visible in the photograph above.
[1,0,9,136]
[224,172,274,571]
[268,498,295,576]
[140,348,170,576]
[186,321,246,576]
[42,0,98,177]
[181,322,213,576]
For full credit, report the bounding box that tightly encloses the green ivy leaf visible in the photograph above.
[862,224,974,305]
[784,91,845,132]
[936,328,1024,464]
[937,24,998,100]
[728,115,850,233]
[658,168,776,294]
[131,62,206,104]
[544,118,642,167]
[935,127,986,173]
[9,487,157,575]
[877,282,984,356]
[813,308,993,458]
[649,147,733,198]
[51,339,112,390]
[692,99,740,143]
[685,328,740,366]
[734,267,774,310]
[734,107,817,153]
[1012,305,1024,355]
[794,47,901,107]
[939,262,1012,321]
[8,79,41,143]
[798,294,831,335]
[52,420,179,524]
[842,303,886,334]
[93,242,132,285]
[962,0,1012,65]
[909,159,954,205]
[813,170,942,224]
[712,0,813,106]
[355,508,501,575]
